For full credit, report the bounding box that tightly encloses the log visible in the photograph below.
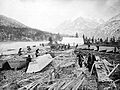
[29,83,39,90]
[108,64,119,77]
[90,63,95,75]
[102,59,111,74]
[72,77,85,90]
[61,72,83,90]
[48,82,57,90]
[55,80,66,90]
[61,79,75,90]
[95,61,113,82]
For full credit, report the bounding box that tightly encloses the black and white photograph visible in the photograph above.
[0,0,120,89]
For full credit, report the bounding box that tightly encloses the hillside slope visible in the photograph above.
[94,13,120,40]
[0,15,61,41]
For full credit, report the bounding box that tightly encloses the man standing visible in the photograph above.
[77,52,83,68]
[25,55,32,72]
[35,49,39,57]
[18,48,22,56]
[96,45,99,51]
[87,53,92,72]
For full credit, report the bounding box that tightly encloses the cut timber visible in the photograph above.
[26,54,53,73]
[66,74,84,90]
[60,62,75,68]
[3,50,17,55]
[61,72,83,90]
[18,74,47,90]
[102,59,111,74]
[72,77,85,90]
[90,63,95,75]
[48,82,57,90]
[108,64,119,77]
[99,49,107,52]
[95,61,113,82]
[102,59,112,66]
[29,83,38,90]
[61,79,75,90]
[55,80,66,90]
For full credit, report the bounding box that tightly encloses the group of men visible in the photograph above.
[18,46,41,71]
[76,51,96,72]
[53,44,71,50]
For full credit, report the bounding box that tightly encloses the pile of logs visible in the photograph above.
[0,48,119,90]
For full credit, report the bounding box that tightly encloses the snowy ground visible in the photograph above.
[0,41,49,54]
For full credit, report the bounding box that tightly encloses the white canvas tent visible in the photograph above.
[60,37,84,46]
[26,54,53,73]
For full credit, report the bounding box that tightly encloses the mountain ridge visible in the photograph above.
[0,15,61,41]
[94,13,120,40]
[0,15,28,28]
[54,17,102,37]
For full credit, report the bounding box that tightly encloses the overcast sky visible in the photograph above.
[0,0,120,32]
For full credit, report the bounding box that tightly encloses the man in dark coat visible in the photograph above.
[87,53,92,72]
[18,48,22,56]
[96,45,99,51]
[91,54,96,65]
[77,52,83,68]
[25,55,32,72]
[35,49,39,57]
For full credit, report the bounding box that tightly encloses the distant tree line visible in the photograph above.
[83,34,120,46]
[0,26,62,42]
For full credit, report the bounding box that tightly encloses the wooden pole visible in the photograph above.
[108,64,119,77]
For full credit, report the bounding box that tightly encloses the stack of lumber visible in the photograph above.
[2,48,119,90]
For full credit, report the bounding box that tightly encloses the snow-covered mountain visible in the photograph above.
[94,13,120,40]
[54,17,102,37]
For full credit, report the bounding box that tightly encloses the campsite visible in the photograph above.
[0,40,120,90]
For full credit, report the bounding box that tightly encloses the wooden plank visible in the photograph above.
[90,63,95,75]
[61,72,83,90]
[60,62,75,68]
[72,77,85,90]
[95,61,113,82]
[18,74,47,90]
[48,82,58,90]
[61,79,75,90]
[102,60,110,74]
[108,64,119,77]
[26,54,53,73]
[29,83,39,90]
[66,74,84,90]
[55,80,66,90]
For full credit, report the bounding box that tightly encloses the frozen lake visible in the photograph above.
[0,41,115,55]
[0,41,49,53]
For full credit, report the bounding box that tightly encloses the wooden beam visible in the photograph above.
[55,81,66,90]
[102,60,110,74]
[48,82,57,90]
[61,72,83,90]
[90,62,95,75]
[95,61,113,82]
[72,77,85,90]
[108,64,119,77]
